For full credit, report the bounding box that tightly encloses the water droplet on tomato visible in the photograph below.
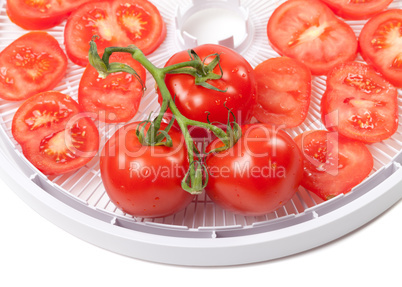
[215,99,221,105]
[232,68,239,73]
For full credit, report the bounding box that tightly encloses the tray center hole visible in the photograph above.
[182,8,247,47]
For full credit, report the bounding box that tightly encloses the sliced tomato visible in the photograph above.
[267,0,358,75]
[359,9,402,88]
[294,130,373,200]
[321,61,398,143]
[64,0,166,66]
[253,57,311,128]
[6,0,96,30]
[0,32,67,102]
[320,0,393,20]
[78,53,146,123]
[12,91,99,175]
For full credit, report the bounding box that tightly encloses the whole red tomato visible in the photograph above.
[100,122,195,218]
[159,44,257,137]
[205,123,303,216]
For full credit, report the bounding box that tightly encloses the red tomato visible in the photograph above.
[160,44,257,137]
[205,123,303,216]
[100,122,195,218]
[321,61,398,143]
[12,91,99,175]
[267,0,358,75]
[64,0,166,66]
[359,9,402,88]
[320,0,393,20]
[7,0,96,30]
[0,32,67,101]
[253,57,311,128]
[294,130,373,200]
[78,53,146,123]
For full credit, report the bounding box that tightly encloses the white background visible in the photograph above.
[0,175,401,287]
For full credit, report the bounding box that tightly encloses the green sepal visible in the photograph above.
[181,161,207,195]
[88,36,109,79]
[168,50,227,92]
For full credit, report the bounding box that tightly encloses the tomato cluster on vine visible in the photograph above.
[2,0,401,218]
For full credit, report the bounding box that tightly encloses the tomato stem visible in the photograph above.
[89,40,241,194]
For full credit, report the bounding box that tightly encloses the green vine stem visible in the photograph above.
[89,38,241,195]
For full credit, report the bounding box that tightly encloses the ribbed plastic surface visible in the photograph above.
[1,0,402,238]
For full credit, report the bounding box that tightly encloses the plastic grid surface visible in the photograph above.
[1,0,402,236]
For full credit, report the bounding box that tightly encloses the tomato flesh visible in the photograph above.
[253,57,311,128]
[267,0,357,75]
[0,32,67,101]
[78,53,146,123]
[6,0,96,30]
[294,130,373,200]
[12,91,99,175]
[321,61,398,143]
[64,0,166,66]
[319,0,393,20]
[205,124,303,216]
[359,9,402,88]
[100,122,194,218]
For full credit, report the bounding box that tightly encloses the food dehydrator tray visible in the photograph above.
[1,0,402,266]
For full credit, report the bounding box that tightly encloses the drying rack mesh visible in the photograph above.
[1,0,402,231]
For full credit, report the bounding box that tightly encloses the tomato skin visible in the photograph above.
[78,53,146,123]
[100,122,195,218]
[359,9,402,88]
[12,91,99,175]
[0,32,67,101]
[205,124,303,216]
[319,0,393,20]
[64,0,166,67]
[253,57,311,128]
[267,0,357,75]
[6,0,97,30]
[321,61,398,143]
[159,44,257,137]
[294,130,373,200]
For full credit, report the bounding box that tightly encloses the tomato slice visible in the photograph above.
[64,0,166,66]
[359,9,402,88]
[294,130,373,200]
[320,0,393,20]
[253,57,311,128]
[267,0,357,75]
[0,32,67,102]
[12,91,99,175]
[6,0,96,30]
[78,53,146,123]
[321,61,398,143]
